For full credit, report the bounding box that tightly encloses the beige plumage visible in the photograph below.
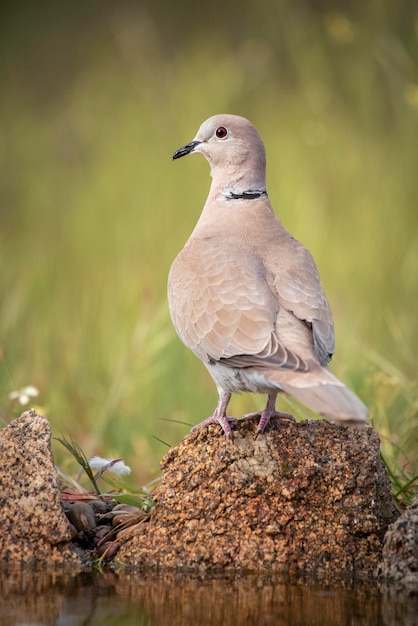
[168,114,368,437]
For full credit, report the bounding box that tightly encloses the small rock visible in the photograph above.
[97,511,117,524]
[113,503,143,514]
[378,493,418,589]
[112,512,146,528]
[68,502,97,532]
[96,541,121,559]
[90,500,109,514]
[94,525,114,545]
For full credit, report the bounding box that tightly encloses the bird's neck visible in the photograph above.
[208,166,267,202]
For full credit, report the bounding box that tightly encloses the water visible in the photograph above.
[0,568,417,626]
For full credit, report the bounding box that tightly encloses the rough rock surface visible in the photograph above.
[118,417,397,580]
[378,493,418,589]
[0,410,82,566]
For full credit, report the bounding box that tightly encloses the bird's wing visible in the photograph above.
[264,236,335,365]
[168,239,320,372]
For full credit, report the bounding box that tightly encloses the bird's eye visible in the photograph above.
[215,126,228,139]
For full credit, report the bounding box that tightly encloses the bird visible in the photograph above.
[168,114,368,438]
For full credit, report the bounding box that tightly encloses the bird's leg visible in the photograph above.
[242,391,295,438]
[190,392,237,438]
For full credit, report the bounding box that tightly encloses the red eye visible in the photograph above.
[215,126,228,139]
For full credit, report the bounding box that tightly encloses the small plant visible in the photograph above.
[9,385,40,406]
[365,357,418,510]
[380,450,418,511]
[56,436,156,511]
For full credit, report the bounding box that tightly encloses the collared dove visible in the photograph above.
[169,114,368,438]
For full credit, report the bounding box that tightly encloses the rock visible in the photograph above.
[118,417,397,580]
[378,493,418,590]
[94,525,112,544]
[90,499,109,514]
[68,502,97,532]
[111,504,149,529]
[96,540,121,559]
[0,410,83,566]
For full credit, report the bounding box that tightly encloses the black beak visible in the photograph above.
[172,140,201,160]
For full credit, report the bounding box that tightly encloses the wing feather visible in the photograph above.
[168,238,325,373]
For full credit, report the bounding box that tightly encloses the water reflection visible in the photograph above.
[0,567,416,626]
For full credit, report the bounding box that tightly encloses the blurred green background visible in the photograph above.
[1,0,417,484]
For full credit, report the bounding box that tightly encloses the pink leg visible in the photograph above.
[190,392,237,438]
[242,391,295,438]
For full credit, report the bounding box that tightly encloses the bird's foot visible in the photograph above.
[242,410,295,439]
[190,415,237,439]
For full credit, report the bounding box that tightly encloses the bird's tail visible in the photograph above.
[269,368,368,424]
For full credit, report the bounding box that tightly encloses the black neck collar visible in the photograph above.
[225,189,268,201]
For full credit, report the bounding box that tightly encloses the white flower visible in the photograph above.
[9,385,40,405]
[88,456,131,476]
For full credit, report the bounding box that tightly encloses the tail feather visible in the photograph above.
[269,369,368,423]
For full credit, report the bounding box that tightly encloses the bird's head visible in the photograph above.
[173,114,267,194]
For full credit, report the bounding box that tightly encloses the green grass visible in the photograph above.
[0,2,417,487]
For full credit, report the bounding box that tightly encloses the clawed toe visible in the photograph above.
[271,411,296,423]
[255,410,296,439]
[190,415,237,438]
[190,397,296,439]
